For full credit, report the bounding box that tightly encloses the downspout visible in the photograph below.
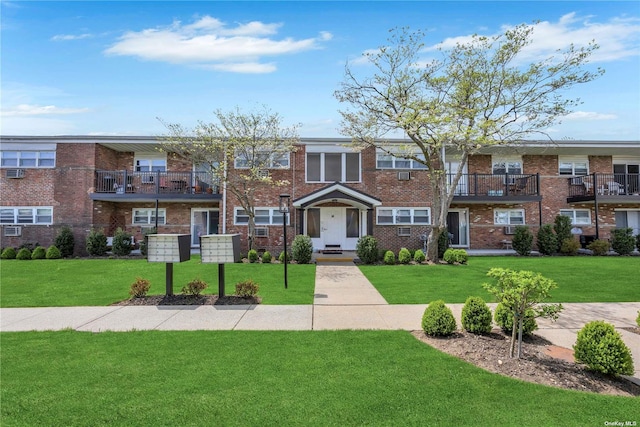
[593,172,599,239]
[221,149,228,234]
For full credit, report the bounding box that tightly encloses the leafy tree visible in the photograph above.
[160,106,299,251]
[484,268,563,358]
[334,26,602,261]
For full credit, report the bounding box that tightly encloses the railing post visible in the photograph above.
[505,173,510,196]
[536,173,540,196]
[473,173,478,196]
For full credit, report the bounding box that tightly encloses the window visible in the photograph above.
[376,151,427,169]
[234,208,288,225]
[376,208,431,225]
[494,209,525,225]
[132,208,166,225]
[306,152,361,182]
[560,209,591,225]
[492,157,522,175]
[0,207,53,225]
[307,208,320,238]
[346,208,360,238]
[234,151,290,169]
[134,154,166,183]
[559,157,588,175]
[0,151,55,168]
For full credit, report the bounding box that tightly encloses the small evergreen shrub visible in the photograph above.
[278,251,290,263]
[421,300,457,336]
[512,226,533,256]
[235,279,259,297]
[182,278,208,296]
[443,249,467,264]
[461,296,493,334]
[636,234,640,252]
[112,228,132,256]
[536,224,557,255]
[554,215,572,252]
[139,228,156,257]
[86,229,108,256]
[611,227,635,255]
[573,321,634,376]
[16,248,32,260]
[45,245,62,259]
[54,226,75,258]
[587,239,610,256]
[560,238,580,255]
[129,278,151,298]
[494,302,537,335]
[438,230,450,259]
[247,249,259,263]
[292,234,313,264]
[31,246,46,260]
[398,247,411,264]
[356,235,379,264]
[1,247,17,259]
[261,251,272,263]
[383,250,395,265]
[413,249,426,263]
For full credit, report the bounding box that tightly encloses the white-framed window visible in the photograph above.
[559,157,588,175]
[234,207,288,225]
[234,151,290,169]
[376,207,430,225]
[494,209,525,225]
[559,209,591,225]
[0,151,56,168]
[132,208,166,225]
[134,154,166,183]
[0,207,53,225]
[492,157,522,175]
[376,151,427,170]
[306,152,361,182]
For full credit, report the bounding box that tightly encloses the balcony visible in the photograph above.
[450,173,540,203]
[567,173,640,203]
[91,170,220,202]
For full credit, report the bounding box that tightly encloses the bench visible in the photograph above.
[501,240,512,250]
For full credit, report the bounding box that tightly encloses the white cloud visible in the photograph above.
[563,111,618,121]
[51,33,92,41]
[1,104,90,117]
[104,16,332,73]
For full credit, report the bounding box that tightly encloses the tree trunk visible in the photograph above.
[517,316,524,358]
[427,226,442,262]
[510,313,518,358]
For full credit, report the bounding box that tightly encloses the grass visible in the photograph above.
[1,330,637,427]
[0,256,315,307]
[360,256,640,304]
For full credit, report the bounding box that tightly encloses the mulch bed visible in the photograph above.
[111,294,261,306]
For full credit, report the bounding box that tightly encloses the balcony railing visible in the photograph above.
[568,173,640,198]
[448,173,539,197]
[95,170,219,195]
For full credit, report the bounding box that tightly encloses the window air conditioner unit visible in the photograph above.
[4,226,22,237]
[257,169,269,179]
[504,226,517,235]
[397,226,411,236]
[6,169,25,179]
[255,227,269,237]
[397,171,411,181]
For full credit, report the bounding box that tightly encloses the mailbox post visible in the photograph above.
[200,234,241,297]
[147,234,191,296]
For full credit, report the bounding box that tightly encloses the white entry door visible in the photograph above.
[321,207,345,247]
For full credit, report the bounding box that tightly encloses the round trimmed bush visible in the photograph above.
[356,235,379,264]
[573,321,633,376]
[421,300,457,336]
[461,296,493,334]
[31,246,46,259]
[560,238,580,255]
[413,249,426,263]
[587,239,610,256]
[1,247,17,259]
[112,228,132,256]
[45,245,62,259]
[383,250,395,265]
[247,249,259,263]
[494,302,537,335]
[398,247,411,264]
[261,251,272,263]
[292,234,313,264]
[278,251,290,263]
[16,248,32,260]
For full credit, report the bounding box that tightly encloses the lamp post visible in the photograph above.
[279,194,290,289]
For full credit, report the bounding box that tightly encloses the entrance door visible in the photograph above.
[321,207,345,247]
[447,209,469,247]
[191,209,219,246]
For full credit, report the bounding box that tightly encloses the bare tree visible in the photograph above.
[159,106,300,250]
[335,25,603,261]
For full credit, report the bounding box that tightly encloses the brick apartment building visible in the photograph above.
[1,135,639,256]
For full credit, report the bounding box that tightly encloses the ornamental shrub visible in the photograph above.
[587,239,610,256]
[182,278,208,296]
[573,321,634,376]
[235,279,259,297]
[356,235,379,264]
[398,247,411,264]
[611,227,635,255]
[261,251,272,263]
[129,277,151,298]
[112,228,132,256]
[247,249,259,263]
[438,230,450,259]
[554,215,572,252]
[636,234,640,252]
[292,234,313,264]
[512,226,533,256]
[461,296,493,334]
[413,249,426,263]
[45,245,62,259]
[31,246,46,260]
[443,249,467,264]
[560,238,580,255]
[536,224,557,255]
[54,226,75,258]
[16,248,32,260]
[421,300,457,337]
[278,251,290,263]
[1,247,17,259]
[86,229,108,256]
[139,227,156,257]
[383,250,395,265]
[494,302,537,335]
[443,248,456,264]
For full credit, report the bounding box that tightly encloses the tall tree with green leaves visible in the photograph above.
[335,25,603,261]
[159,106,300,250]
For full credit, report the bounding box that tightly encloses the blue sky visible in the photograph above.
[1,1,639,139]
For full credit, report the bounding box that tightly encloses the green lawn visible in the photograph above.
[360,256,640,304]
[0,257,315,307]
[1,330,636,427]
